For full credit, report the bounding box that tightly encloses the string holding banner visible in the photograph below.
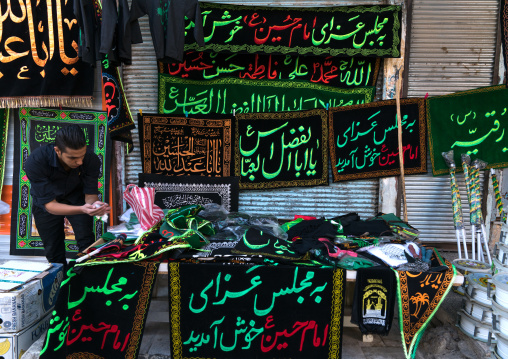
[395,66,407,221]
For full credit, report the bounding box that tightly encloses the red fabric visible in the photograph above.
[123,184,164,230]
[294,215,317,220]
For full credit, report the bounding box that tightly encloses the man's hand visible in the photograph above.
[82,202,111,216]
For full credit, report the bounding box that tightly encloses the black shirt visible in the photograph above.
[25,144,101,210]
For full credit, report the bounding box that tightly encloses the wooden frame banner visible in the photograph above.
[138,113,234,177]
[40,261,159,359]
[159,51,381,88]
[11,108,109,256]
[235,109,328,190]
[168,262,346,359]
[328,98,427,181]
[158,75,376,115]
[427,85,508,175]
[138,173,240,212]
[0,0,94,108]
[184,2,401,58]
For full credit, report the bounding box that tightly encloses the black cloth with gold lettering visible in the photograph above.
[351,266,396,335]
[40,261,160,359]
[0,0,94,108]
[138,113,234,177]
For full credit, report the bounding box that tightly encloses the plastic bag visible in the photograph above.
[0,200,9,215]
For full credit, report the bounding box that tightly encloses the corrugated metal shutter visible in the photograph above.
[405,0,497,242]
[123,0,385,221]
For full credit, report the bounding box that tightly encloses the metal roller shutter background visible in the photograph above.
[404,0,497,242]
[123,0,386,221]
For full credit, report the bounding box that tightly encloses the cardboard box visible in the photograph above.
[0,312,51,359]
[0,263,63,333]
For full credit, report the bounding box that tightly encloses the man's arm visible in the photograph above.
[44,199,103,216]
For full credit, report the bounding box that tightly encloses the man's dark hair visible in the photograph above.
[54,124,87,152]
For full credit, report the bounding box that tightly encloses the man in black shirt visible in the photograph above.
[25,124,111,266]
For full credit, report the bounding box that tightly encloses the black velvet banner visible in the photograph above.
[185,2,401,58]
[235,109,328,189]
[138,113,234,177]
[328,98,427,181]
[0,0,94,108]
[10,108,109,256]
[159,51,381,88]
[40,261,160,359]
[394,250,456,359]
[169,262,345,358]
[139,173,239,212]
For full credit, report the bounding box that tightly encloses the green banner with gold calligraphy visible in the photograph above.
[158,74,376,115]
[0,0,94,108]
[10,108,109,256]
[427,85,508,175]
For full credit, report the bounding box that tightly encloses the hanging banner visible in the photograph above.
[184,2,401,58]
[427,85,508,175]
[158,75,375,115]
[159,51,380,88]
[138,113,234,177]
[10,108,109,256]
[235,109,328,189]
[328,98,427,181]
[169,262,346,359]
[0,110,9,195]
[138,173,240,212]
[0,0,94,108]
[40,261,159,359]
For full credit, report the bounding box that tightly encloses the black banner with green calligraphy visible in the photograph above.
[139,113,234,177]
[0,0,94,108]
[169,262,345,359]
[427,85,508,175]
[40,261,160,359]
[328,98,427,182]
[159,51,381,88]
[184,2,401,58]
[235,109,328,190]
[10,108,109,256]
[158,74,375,115]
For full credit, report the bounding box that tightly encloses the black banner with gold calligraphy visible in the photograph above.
[138,113,234,177]
[184,2,401,58]
[11,108,109,256]
[0,0,94,108]
[40,261,160,359]
[328,98,427,182]
[159,51,381,88]
[138,173,240,212]
[169,262,345,359]
[235,109,328,190]
[394,250,456,359]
